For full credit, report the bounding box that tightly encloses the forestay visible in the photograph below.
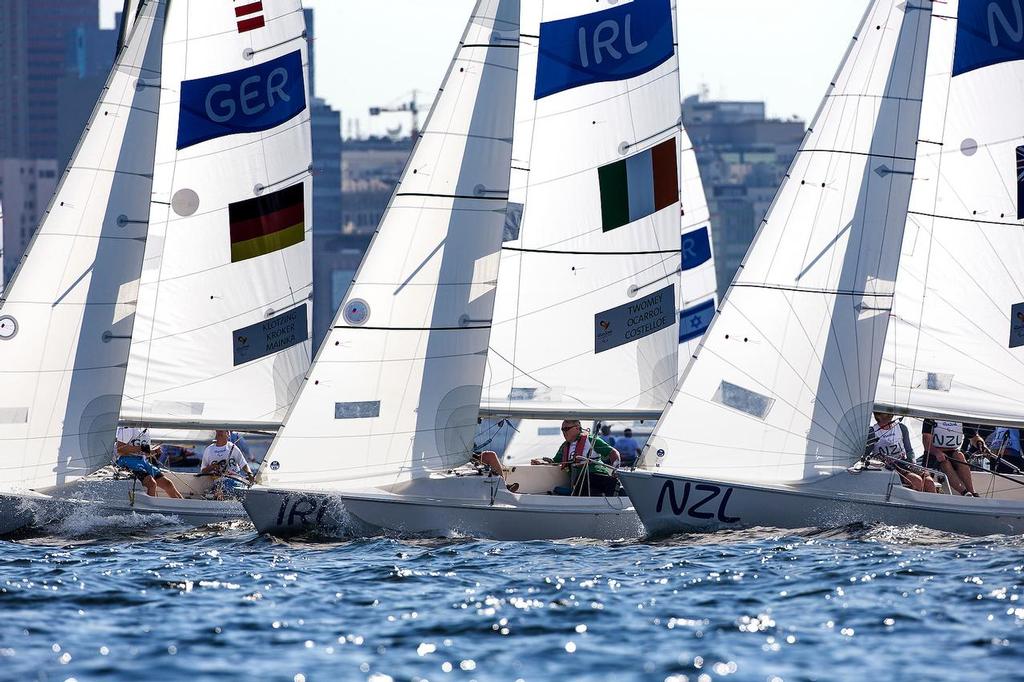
[877,0,1024,427]
[482,0,683,419]
[257,0,521,489]
[642,0,933,484]
[120,0,313,429]
[0,1,166,490]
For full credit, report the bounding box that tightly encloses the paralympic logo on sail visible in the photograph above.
[534,0,674,99]
[952,0,1024,76]
[176,50,307,149]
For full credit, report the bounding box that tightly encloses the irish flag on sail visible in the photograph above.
[228,183,305,263]
[598,138,677,232]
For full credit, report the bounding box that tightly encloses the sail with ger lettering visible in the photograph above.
[121,0,313,430]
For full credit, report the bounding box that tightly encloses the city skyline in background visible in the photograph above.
[95,0,868,138]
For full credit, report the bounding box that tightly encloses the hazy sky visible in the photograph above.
[99,1,868,137]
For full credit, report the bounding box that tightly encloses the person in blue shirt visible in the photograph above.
[985,427,1024,473]
[615,428,640,466]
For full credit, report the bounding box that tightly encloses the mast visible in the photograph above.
[640,0,933,483]
[0,0,167,490]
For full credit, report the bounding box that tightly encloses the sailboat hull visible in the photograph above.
[245,473,643,541]
[1,471,247,534]
[618,469,1024,537]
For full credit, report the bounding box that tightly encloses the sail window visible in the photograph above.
[0,408,28,424]
[713,381,774,419]
[893,369,953,392]
[335,401,381,419]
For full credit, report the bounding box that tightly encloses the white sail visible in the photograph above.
[0,1,166,490]
[258,0,520,489]
[481,0,683,420]
[642,0,933,484]
[120,0,313,430]
[876,0,1024,427]
[117,0,144,54]
[678,122,717,364]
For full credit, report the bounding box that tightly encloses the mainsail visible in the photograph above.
[120,0,313,430]
[257,0,521,489]
[482,0,684,420]
[642,0,933,483]
[876,0,1024,427]
[0,1,167,490]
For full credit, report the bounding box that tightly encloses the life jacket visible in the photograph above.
[871,422,906,460]
[932,420,964,450]
[561,433,594,465]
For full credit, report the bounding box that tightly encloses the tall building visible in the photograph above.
[57,22,118,170]
[341,136,413,235]
[683,96,806,297]
[0,0,99,159]
[0,159,59,283]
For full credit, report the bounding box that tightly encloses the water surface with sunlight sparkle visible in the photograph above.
[1,514,1022,681]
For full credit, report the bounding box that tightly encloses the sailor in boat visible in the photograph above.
[920,419,979,497]
[983,427,1024,474]
[114,427,184,499]
[199,430,255,500]
[615,428,641,467]
[470,450,522,493]
[531,420,621,496]
[864,412,936,493]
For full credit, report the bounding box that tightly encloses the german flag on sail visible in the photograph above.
[598,138,678,232]
[228,183,305,263]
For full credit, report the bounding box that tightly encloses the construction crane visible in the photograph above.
[369,90,421,139]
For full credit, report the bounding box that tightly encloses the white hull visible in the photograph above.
[0,470,246,535]
[618,469,1024,537]
[246,466,642,541]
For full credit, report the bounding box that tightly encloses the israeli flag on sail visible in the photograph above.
[534,0,674,99]
[679,299,715,343]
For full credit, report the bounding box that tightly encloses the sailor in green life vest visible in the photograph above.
[531,419,621,496]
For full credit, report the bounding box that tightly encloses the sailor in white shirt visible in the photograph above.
[200,430,255,499]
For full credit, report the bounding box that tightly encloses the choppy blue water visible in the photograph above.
[1,514,1022,681]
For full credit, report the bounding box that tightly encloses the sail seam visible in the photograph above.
[395,192,509,201]
[731,283,895,297]
[502,247,679,256]
[907,210,1024,228]
[798,149,916,162]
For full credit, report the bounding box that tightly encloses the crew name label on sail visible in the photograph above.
[534,0,674,99]
[594,284,674,354]
[232,304,308,366]
[952,0,1024,76]
[177,50,307,149]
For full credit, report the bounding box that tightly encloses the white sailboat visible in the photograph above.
[619,0,1024,537]
[0,0,167,535]
[245,0,693,540]
[0,0,314,532]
